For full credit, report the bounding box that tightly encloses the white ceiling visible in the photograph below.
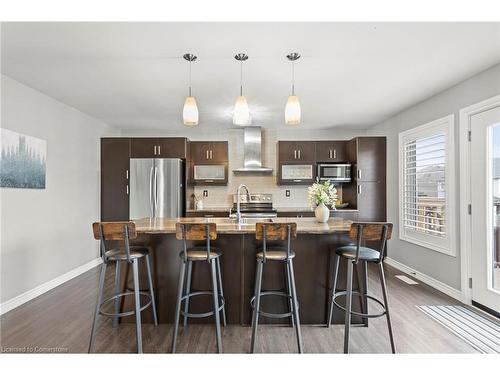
[2,22,500,131]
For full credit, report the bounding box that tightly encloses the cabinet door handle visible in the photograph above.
[206,150,209,159]
[328,150,332,159]
[210,150,213,159]
[154,145,157,155]
[126,185,129,195]
[298,150,301,159]
[158,145,161,155]
[358,169,361,179]
[126,170,129,179]
[358,185,362,194]
[333,149,336,159]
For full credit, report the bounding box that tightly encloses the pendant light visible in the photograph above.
[182,53,199,126]
[285,52,301,125]
[233,53,251,126]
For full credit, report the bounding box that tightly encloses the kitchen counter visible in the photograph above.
[124,216,367,326]
[134,217,352,235]
[186,207,231,213]
[275,207,359,212]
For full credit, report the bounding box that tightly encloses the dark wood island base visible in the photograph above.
[122,217,369,326]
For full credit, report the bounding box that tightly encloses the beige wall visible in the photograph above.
[367,63,500,290]
[0,75,117,304]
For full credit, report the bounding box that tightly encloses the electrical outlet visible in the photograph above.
[203,190,208,197]
[286,190,290,197]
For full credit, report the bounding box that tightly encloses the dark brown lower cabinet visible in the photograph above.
[357,181,386,222]
[101,138,130,221]
[185,210,230,218]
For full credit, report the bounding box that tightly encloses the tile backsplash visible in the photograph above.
[191,128,353,209]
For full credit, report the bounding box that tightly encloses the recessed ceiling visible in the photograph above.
[2,22,500,131]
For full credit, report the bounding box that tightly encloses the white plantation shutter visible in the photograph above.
[399,115,456,255]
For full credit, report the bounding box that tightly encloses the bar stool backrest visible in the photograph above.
[175,222,217,262]
[256,222,297,261]
[348,222,393,263]
[92,221,136,263]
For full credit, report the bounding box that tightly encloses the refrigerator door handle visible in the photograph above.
[154,166,159,217]
[149,165,154,217]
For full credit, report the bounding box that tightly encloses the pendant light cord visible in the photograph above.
[240,59,243,96]
[188,60,192,97]
[291,59,295,96]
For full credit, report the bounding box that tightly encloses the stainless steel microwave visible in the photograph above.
[317,163,351,182]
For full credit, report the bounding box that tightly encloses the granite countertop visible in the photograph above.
[186,207,231,213]
[134,217,352,235]
[275,207,359,212]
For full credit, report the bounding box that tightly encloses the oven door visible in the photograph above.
[317,164,351,182]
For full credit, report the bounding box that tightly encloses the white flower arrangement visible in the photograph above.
[307,178,338,209]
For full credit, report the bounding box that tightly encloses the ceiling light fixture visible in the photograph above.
[182,53,199,126]
[285,52,301,125]
[233,53,251,126]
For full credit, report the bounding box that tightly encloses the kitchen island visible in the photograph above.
[126,217,368,325]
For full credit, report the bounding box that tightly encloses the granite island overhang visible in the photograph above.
[126,217,369,325]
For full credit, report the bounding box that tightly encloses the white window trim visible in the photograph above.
[398,114,456,256]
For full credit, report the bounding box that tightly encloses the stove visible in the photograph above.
[231,193,277,218]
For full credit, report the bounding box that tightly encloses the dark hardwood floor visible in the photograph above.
[0,262,478,353]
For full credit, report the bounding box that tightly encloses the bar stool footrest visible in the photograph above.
[250,291,297,319]
[180,291,225,319]
[99,291,152,318]
[332,291,386,319]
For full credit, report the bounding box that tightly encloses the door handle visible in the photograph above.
[333,149,336,159]
[294,150,297,159]
[154,166,158,217]
[210,150,213,159]
[298,150,301,159]
[126,184,129,195]
[358,169,361,179]
[158,145,161,155]
[149,166,154,217]
[329,150,332,159]
[126,170,129,179]
[358,184,362,194]
[206,150,209,159]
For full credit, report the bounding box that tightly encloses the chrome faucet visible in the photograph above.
[236,184,250,224]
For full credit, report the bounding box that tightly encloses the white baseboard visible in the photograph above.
[385,257,464,302]
[0,257,102,316]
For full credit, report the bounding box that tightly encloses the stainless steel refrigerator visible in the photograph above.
[129,158,184,219]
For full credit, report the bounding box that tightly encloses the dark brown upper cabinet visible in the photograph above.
[315,141,347,162]
[352,137,386,182]
[277,141,316,162]
[101,138,130,221]
[189,141,228,185]
[130,137,189,159]
[191,141,228,164]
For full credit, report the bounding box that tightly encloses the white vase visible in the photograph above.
[315,203,330,223]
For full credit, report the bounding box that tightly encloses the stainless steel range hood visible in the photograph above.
[233,127,273,174]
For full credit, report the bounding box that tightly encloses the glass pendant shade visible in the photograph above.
[233,95,251,125]
[285,95,301,125]
[183,96,199,126]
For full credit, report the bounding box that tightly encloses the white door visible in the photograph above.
[470,105,500,314]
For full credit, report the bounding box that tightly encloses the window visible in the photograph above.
[399,115,456,256]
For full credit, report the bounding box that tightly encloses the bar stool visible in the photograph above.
[89,222,158,354]
[326,222,395,353]
[251,222,303,353]
[172,223,226,353]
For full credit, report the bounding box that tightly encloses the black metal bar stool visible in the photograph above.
[326,222,395,353]
[89,222,158,354]
[251,222,303,353]
[172,223,226,353]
